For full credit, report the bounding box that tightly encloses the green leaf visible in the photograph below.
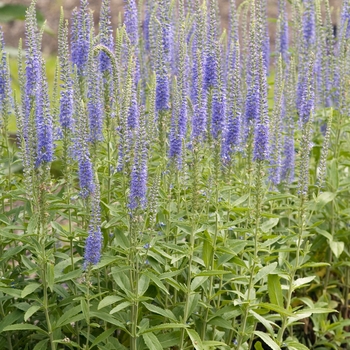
[329,241,344,258]
[142,302,177,322]
[2,324,47,335]
[141,323,187,334]
[89,311,128,333]
[258,303,292,317]
[253,263,277,285]
[0,310,22,333]
[55,269,82,283]
[202,340,229,349]
[144,271,170,295]
[21,283,41,298]
[284,339,310,350]
[268,274,283,308]
[138,274,150,297]
[81,299,89,323]
[98,296,123,310]
[90,327,117,348]
[261,218,279,233]
[191,276,209,291]
[196,270,231,276]
[186,329,203,350]
[142,332,163,350]
[24,304,41,322]
[47,263,55,292]
[54,305,83,328]
[310,192,337,211]
[110,301,132,314]
[0,287,22,298]
[187,293,200,319]
[254,331,280,350]
[33,339,49,350]
[293,276,315,289]
[250,310,274,335]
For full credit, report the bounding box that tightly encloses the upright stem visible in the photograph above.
[277,194,306,344]
[236,160,263,349]
[201,140,220,339]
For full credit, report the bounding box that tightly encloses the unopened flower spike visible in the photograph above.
[129,106,148,210]
[84,181,102,266]
[0,27,12,128]
[253,51,269,162]
[58,8,73,131]
[269,55,284,185]
[222,40,242,162]
[87,45,103,143]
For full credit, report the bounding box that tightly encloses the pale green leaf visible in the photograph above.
[253,263,277,285]
[98,296,123,310]
[254,331,280,350]
[142,302,177,322]
[24,305,41,322]
[142,332,163,350]
[109,301,132,314]
[330,241,344,258]
[186,328,203,350]
[268,274,284,308]
[21,283,41,298]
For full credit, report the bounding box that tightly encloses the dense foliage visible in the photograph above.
[0,0,350,349]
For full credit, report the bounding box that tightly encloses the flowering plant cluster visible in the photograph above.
[0,0,350,349]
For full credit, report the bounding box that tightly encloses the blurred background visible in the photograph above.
[0,0,341,55]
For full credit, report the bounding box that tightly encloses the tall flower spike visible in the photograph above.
[71,0,91,76]
[177,0,187,139]
[302,0,316,48]
[24,1,53,167]
[0,27,12,128]
[84,182,102,266]
[124,0,138,47]
[281,57,297,183]
[243,7,259,139]
[276,0,289,62]
[269,55,284,185]
[222,40,242,162]
[155,21,170,112]
[211,43,226,141]
[253,51,269,162]
[129,107,148,210]
[87,45,103,143]
[99,0,114,72]
[58,9,73,130]
[124,0,140,82]
[73,69,95,197]
[340,0,350,41]
[299,52,315,126]
[169,78,182,168]
[204,0,218,90]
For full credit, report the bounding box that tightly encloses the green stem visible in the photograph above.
[277,195,306,344]
[236,160,263,349]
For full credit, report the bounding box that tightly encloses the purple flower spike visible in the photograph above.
[99,0,114,72]
[302,0,316,47]
[71,0,91,76]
